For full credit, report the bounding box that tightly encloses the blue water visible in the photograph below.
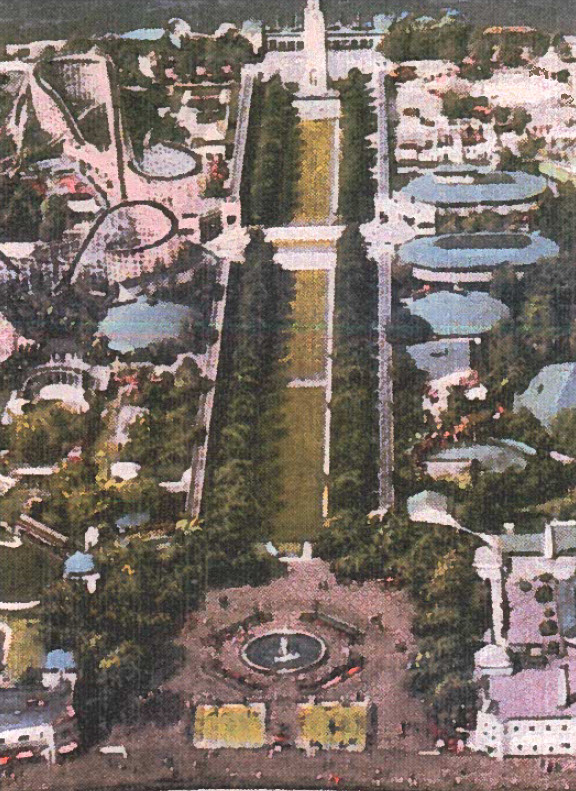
[99,297,191,353]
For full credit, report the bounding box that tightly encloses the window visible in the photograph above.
[533,745,538,751]
[517,745,523,751]
[529,726,535,731]
[0,738,5,745]
[562,725,568,731]
[17,735,30,742]
[546,725,551,731]
[549,746,554,752]
[513,726,519,732]
[562,743,571,749]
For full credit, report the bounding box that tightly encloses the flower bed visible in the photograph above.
[296,701,369,752]
[193,703,266,749]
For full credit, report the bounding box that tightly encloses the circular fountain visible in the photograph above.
[241,630,326,674]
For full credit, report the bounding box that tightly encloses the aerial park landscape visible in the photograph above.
[4,1,576,789]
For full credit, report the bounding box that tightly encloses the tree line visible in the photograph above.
[316,225,381,579]
[241,75,301,227]
[337,69,377,225]
[202,228,288,587]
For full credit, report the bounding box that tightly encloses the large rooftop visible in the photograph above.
[0,689,68,732]
[408,338,471,380]
[515,363,576,427]
[489,657,576,720]
[426,439,535,474]
[400,166,547,207]
[399,232,559,272]
[406,290,509,337]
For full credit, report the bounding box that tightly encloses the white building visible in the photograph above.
[471,521,576,758]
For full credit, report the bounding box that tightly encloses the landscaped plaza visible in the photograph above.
[7,558,430,788]
[15,559,576,791]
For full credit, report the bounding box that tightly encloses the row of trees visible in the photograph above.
[202,229,287,587]
[404,526,487,735]
[337,70,377,225]
[316,225,380,579]
[241,76,301,227]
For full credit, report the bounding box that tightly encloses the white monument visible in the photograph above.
[300,0,329,97]
[295,0,340,120]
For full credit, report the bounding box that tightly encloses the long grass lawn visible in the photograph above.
[297,702,369,752]
[294,119,335,225]
[286,270,328,381]
[275,387,325,542]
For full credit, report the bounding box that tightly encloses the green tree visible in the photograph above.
[41,529,204,746]
[337,69,377,224]
[4,181,42,241]
[244,76,301,226]
[39,193,69,242]
[329,224,379,514]
[203,229,286,587]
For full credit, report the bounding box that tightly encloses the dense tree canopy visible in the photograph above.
[241,76,301,227]
[329,224,379,515]
[380,15,471,63]
[203,229,286,586]
[41,528,204,745]
[337,70,377,224]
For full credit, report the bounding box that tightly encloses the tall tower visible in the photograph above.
[300,0,329,97]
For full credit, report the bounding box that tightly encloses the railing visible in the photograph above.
[15,515,68,548]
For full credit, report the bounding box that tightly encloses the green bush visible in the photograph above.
[539,619,558,636]
[535,584,554,604]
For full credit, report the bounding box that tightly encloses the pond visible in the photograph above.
[242,631,326,674]
[99,297,191,353]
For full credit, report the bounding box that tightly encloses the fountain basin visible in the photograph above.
[241,630,326,674]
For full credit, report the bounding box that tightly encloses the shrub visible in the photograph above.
[535,584,554,604]
[539,619,558,636]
